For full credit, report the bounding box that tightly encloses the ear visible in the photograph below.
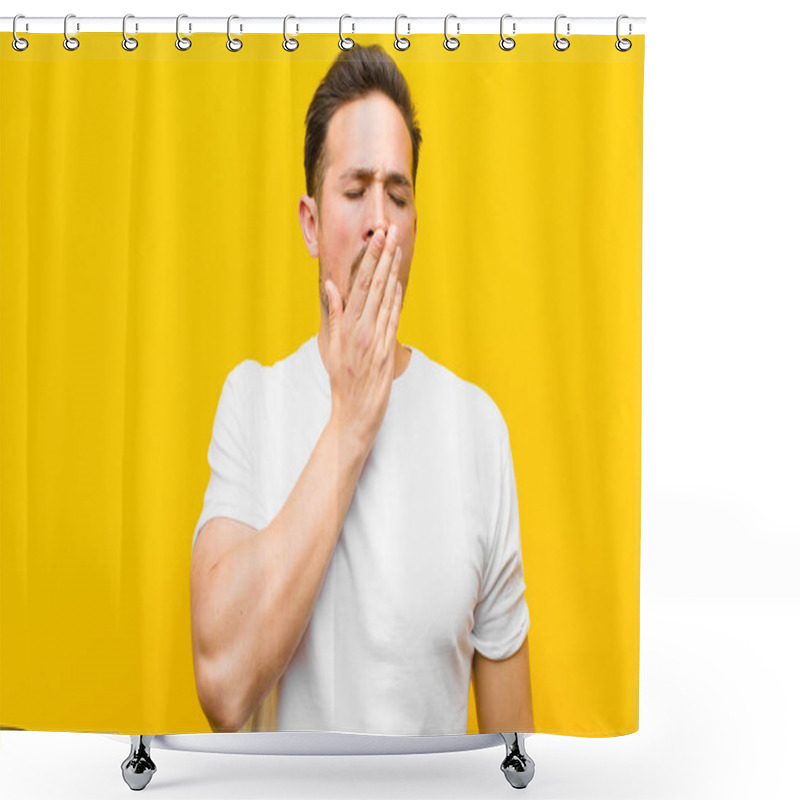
[298,193,320,259]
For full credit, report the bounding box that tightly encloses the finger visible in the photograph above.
[325,279,342,338]
[362,228,399,326]
[345,227,387,322]
[375,245,401,344]
[384,282,403,355]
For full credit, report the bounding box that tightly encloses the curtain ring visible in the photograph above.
[227,15,243,52]
[12,14,29,52]
[499,14,515,51]
[283,15,299,51]
[176,14,192,51]
[63,13,80,51]
[553,14,570,51]
[122,14,138,51]
[339,15,355,50]
[394,15,410,51]
[443,14,460,51]
[615,14,632,52]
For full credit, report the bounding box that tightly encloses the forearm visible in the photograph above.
[473,638,534,734]
[195,416,368,731]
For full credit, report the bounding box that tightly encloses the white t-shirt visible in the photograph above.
[193,335,529,735]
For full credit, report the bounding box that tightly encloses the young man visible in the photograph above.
[190,44,533,736]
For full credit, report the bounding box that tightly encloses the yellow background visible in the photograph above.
[0,33,643,736]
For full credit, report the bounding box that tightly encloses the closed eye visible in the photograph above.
[345,189,407,207]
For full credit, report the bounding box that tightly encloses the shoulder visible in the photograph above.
[224,358,269,398]
[210,361,267,431]
[222,339,312,408]
[414,350,510,453]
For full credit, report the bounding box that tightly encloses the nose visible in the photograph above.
[365,188,389,243]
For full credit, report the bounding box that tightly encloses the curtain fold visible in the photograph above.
[1,32,644,736]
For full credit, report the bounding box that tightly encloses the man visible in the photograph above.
[190,44,533,736]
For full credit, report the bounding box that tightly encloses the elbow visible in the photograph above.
[194,656,246,733]
[211,716,243,734]
[207,703,243,734]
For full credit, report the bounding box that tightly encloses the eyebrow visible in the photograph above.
[340,168,411,189]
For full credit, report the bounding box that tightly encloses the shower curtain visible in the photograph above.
[0,30,644,737]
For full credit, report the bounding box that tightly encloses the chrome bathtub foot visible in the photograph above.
[500,732,535,789]
[121,735,156,791]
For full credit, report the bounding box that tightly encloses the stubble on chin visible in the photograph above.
[318,241,370,316]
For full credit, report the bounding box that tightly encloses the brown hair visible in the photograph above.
[304,44,422,204]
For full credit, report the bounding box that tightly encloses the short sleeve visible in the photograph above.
[471,429,530,660]
[192,363,264,554]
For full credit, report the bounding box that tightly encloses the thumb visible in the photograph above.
[325,279,342,335]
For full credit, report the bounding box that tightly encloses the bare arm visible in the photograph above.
[191,418,368,731]
[472,636,534,733]
[191,225,404,732]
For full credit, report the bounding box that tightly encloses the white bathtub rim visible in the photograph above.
[101,731,525,756]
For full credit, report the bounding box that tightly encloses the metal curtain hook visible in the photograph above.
[283,15,299,51]
[394,14,410,51]
[444,14,460,51]
[122,14,138,51]
[553,14,570,51]
[64,13,80,51]
[227,15,243,52]
[176,13,192,51]
[499,14,515,51]
[12,14,29,51]
[616,14,632,51]
[339,14,354,50]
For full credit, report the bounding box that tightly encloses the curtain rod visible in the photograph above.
[2,16,646,36]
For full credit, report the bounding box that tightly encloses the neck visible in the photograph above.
[318,313,411,380]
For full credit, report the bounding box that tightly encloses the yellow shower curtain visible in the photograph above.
[0,32,644,736]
